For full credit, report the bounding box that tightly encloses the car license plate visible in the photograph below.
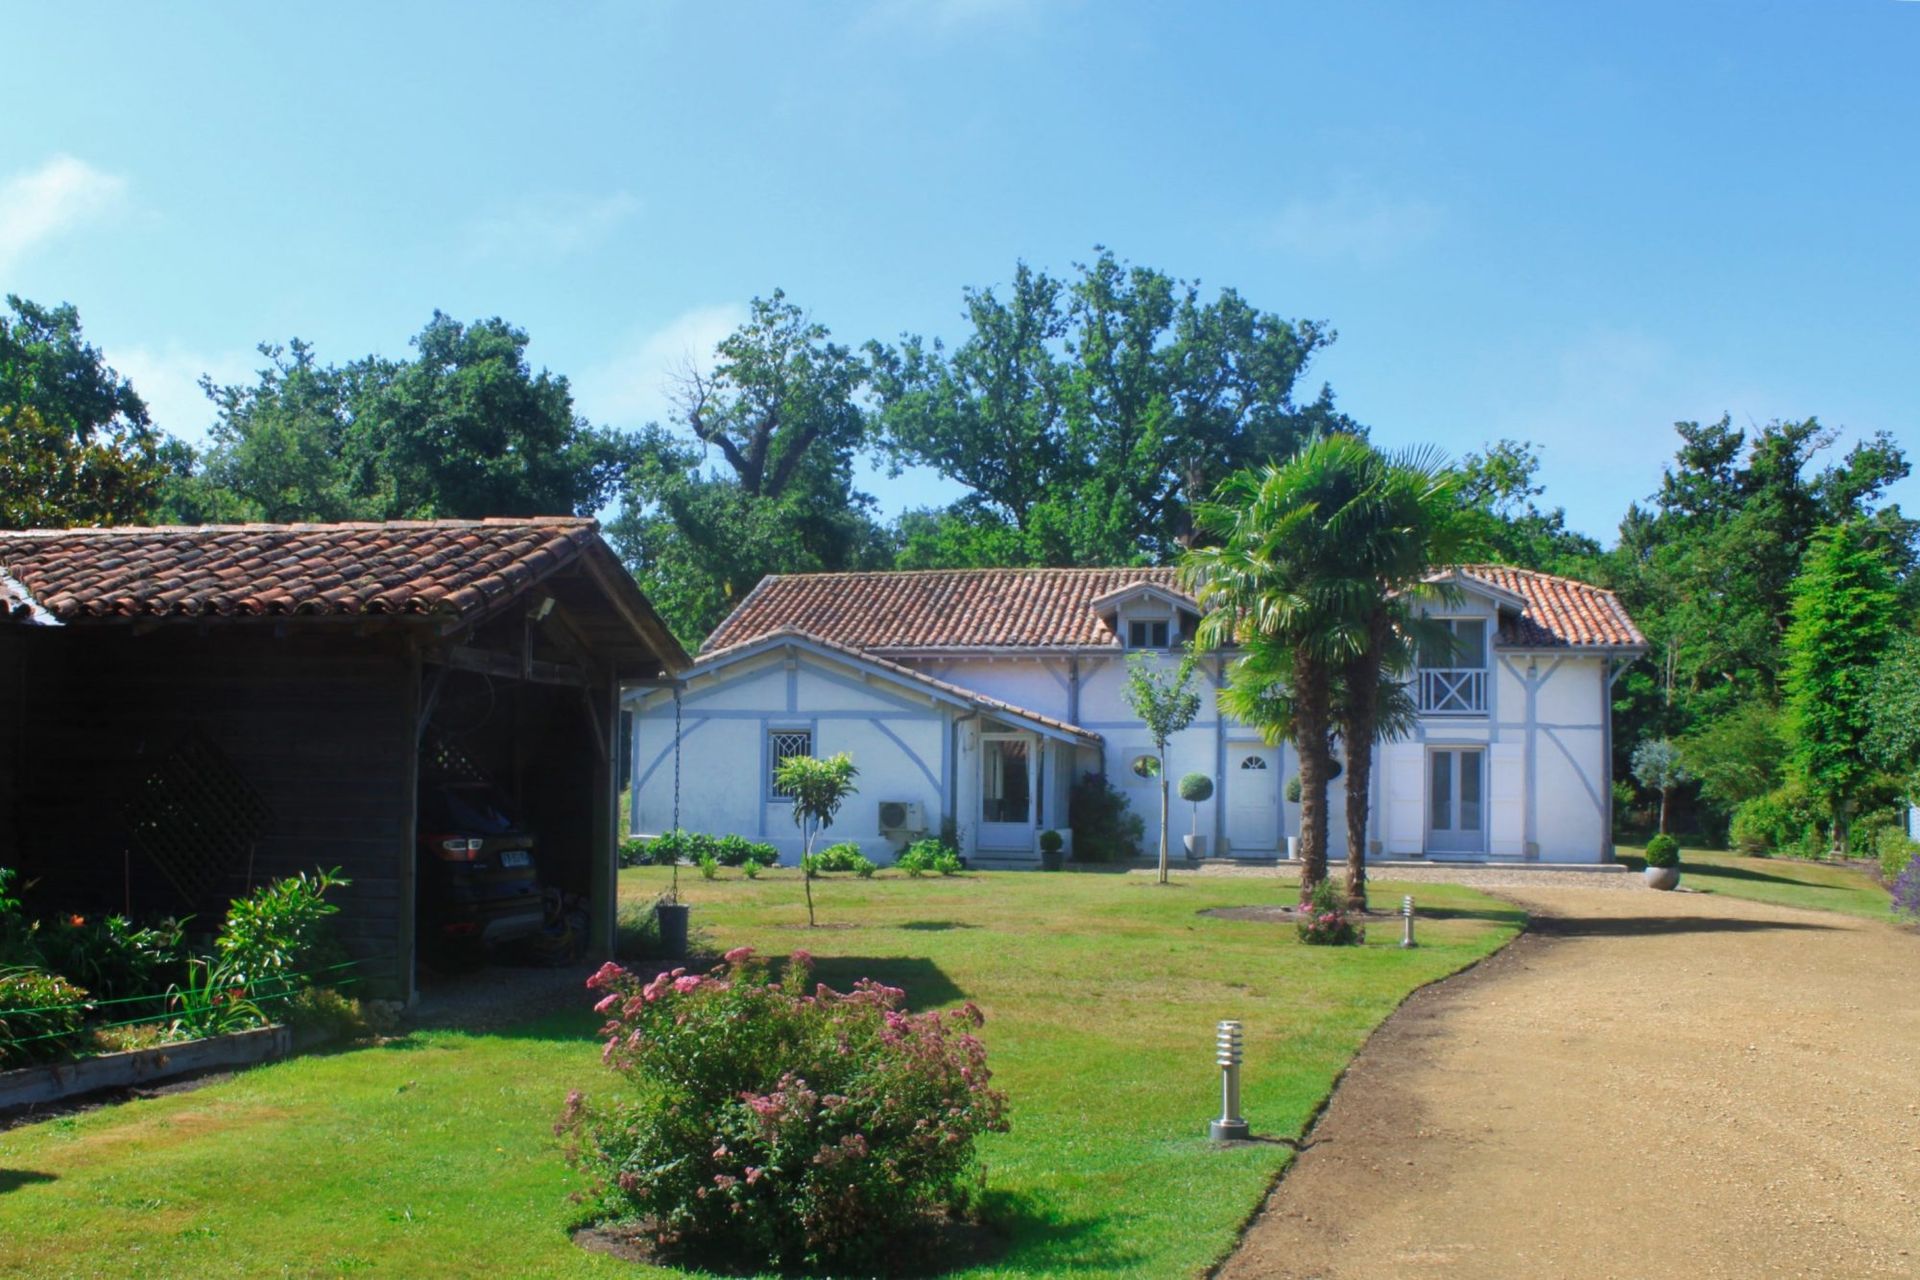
[500,849,531,868]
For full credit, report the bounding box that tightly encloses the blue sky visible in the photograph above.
[5,0,1916,542]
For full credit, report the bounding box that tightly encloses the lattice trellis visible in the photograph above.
[421,730,492,786]
[120,731,273,908]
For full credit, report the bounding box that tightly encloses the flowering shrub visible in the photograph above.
[1893,858,1920,921]
[0,967,91,1066]
[1296,880,1364,946]
[558,948,1010,1272]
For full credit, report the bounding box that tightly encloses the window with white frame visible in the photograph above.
[1126,618,1171,650]
[767,729,812,799]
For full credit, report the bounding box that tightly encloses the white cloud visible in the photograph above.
[0,155,127,273]
[463,191,641,260]
[573,304,749,428]
[109,343,259,445]
[1262,178,1441,267]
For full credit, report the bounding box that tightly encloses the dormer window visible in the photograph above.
[1127,619,1171,650]
[1416,617,1489,714]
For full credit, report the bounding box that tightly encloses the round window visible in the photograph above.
[1130,753,1161,779]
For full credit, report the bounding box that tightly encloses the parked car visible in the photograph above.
[416,781,543,967]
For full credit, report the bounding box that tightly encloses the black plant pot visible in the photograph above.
[656,902,690,958]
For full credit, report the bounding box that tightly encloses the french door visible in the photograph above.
[1427,747,1486,854]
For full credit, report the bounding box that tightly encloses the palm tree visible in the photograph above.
[1182,434,1380,901]
[1330,449,1470,909]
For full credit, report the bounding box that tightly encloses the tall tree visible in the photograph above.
[1,296,165,528]
[1183,435,1381,900]
[1455,439,1603,576]
[609,294,889,646]
[168,314,634,523]
[1867,631,1920,805]
[1330,447,1470,909]
[1782,522,1898,855]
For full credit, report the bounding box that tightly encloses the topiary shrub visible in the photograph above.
[1177,773,1213,804]
[1069,772,1144,862]
[896,840,962,878]
[1038,828,1064,855]
[1643,833,1680,869]
[0,967,91,1066]
[1295,880,1363,947]
[559,949,1010,1273]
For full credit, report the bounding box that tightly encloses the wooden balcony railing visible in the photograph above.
[1416,667,1487,715]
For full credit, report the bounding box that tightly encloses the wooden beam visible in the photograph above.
[427,644,591,688]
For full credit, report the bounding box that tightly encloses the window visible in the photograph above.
[1127,618,1171,649]
[1239,754,1268,771]
[1417,618,1488,668]
[768,729,812,800]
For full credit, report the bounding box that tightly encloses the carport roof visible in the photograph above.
[0,518,690,670]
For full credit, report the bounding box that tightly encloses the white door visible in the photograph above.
[1427,747,1486,854]
[978,733,1036,850]
[1226,745,1280,853]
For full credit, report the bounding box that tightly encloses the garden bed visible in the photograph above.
[0,1023,292,1115]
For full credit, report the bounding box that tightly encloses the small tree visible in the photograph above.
[1122,652,1202,885]
[1178,773,1214,844]
[774,752,859,926]
[1631,738,1692,836]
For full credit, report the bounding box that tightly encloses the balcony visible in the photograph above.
[1416,667,1487,715]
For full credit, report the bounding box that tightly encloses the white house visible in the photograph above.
[626,566,1646,867]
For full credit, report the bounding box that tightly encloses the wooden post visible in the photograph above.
[398,639,421,1005]
[589,673,619,960]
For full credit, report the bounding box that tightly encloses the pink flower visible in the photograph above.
[713,1145,730,1159]
[673,975,702,994]
[745,1166,764,1185]
[790,949,813,967]
[593,993,620,1014]
[586,960,626,990]
[724,946,754,964]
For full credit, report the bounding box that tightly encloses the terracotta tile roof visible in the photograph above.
[706,564,1644,654]
[1453,564,1646,649]
[705,567,1194,653]
[694,627,1101,743]
[0,518,606,624]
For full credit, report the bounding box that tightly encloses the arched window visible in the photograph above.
[1239,754,1268,771]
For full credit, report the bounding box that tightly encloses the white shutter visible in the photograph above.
[1489,741,1525,857]
[1383,742,1424,855]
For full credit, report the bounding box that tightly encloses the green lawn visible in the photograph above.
[0,868,1522,1279]
[1615,843,1897,921]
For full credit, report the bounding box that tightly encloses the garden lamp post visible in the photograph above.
[1401,895,1416,949]
[1209,1019,1250,1141]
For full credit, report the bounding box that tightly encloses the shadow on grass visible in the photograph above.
[0,1168,57,1195]
[1402,906,1527,924]
[1678,861,1852,890]
[1532,915,1840,938]
[805,956,967,1010]
[896,921,982,932]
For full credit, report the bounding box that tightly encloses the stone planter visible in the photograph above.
[1039,849,1063,871]
[1285,836,1299,862]
[1183,834,1207,862]
[1644,864,1680,891]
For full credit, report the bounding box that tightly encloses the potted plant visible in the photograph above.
[1643,833,1681,890]
[1038,828,1064,871]
[655,832,691,958]
[1178,773,1213,861]
[1284,775,1302,860]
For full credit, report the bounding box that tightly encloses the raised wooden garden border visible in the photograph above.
[0,1024,292,1113]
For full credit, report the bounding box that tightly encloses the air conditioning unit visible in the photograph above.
[878,800,925,841]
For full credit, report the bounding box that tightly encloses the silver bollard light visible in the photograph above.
[1401,894,1417,949]
[1209,1019,1250,1141]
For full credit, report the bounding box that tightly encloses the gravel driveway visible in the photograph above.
[1217,884,1920,1278]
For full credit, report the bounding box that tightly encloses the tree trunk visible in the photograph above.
[1658,788,1670,835]
[1157,761,1171,885]
[1293,648,1333,903]
[1339,616,1387,912]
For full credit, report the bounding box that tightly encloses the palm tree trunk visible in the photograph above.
[1339,616,1388,912]
[1293,648,1333,902]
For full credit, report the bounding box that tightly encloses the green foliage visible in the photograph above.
[1678,703,1786,818]
[215,867,350,995]
[1177,773,1214,804]
[743,859,761,880]
[0,966,91,1066]
[776,752,861,927]
[1783,522,1899,852]
[895,840,962,877]
[636,831,779,868]
[1631,738,1692,833]
[697,852,719,880]
[1068,773,1145,862]
[1728,781,1824,857]
[284,986,373,1044]
[803,842,876,877]
[162,315,636,524]
[0,866,38,968]
[1123,651,1203,882]
[1454,439,1605,576]
[1877,836,1920,884]
[1643,833,1680,868]
[1038,827,1065,855]
[561,950,1010,1272]
[615,895,667,961]
[167,958,267,1039]
[869,251,1348,565]
[33,913,187,1004]
[1,296,166,529]
[1867,632,1920,796]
